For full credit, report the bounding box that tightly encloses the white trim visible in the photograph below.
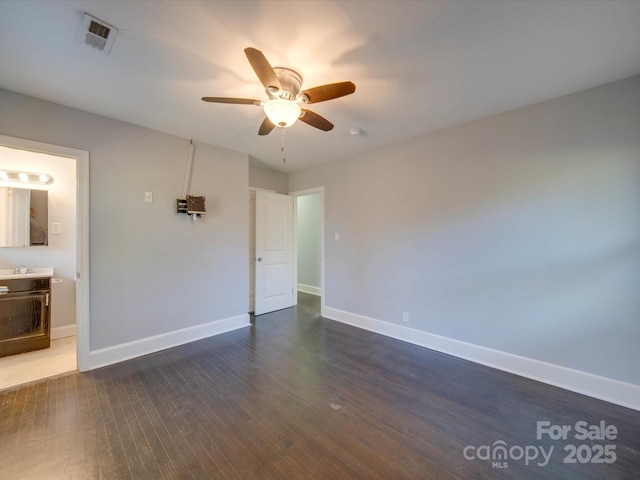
[0,135,90,372]
[51,324,77,339]
[289,186,325,197]
[322,306,640,412]
[297,283,321,296]
[76,147,90,372]
[292,196,298,307]
[87,314,250,370]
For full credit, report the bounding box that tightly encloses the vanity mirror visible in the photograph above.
[0,187,48,247]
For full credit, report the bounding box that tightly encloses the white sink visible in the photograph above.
[0,267,54,280]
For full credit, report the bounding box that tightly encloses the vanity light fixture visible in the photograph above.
[0,169,54,185]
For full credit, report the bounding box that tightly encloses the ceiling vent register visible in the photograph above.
[79,13,118,54]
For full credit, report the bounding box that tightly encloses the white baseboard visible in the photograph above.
[51,324,77,339]
[322,306,640,412]
[87,313,250,370]
[297,283,321,296]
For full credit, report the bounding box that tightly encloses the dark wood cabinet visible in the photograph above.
[0,277,50,358]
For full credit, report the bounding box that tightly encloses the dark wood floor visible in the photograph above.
[1,293,639,479]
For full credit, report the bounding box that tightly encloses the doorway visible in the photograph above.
[248,187,324,317]
[0,134,89,388]
[292,187,324,316]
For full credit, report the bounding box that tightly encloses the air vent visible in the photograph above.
[86,20,110,49]
[78,13,118,54]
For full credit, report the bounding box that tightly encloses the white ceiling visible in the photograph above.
[1,1,639,172]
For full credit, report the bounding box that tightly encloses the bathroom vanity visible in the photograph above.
[0,268,53,358]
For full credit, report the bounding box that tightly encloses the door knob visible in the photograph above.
[256,257,263,262]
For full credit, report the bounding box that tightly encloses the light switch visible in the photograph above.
[334,233,340,241]
[51,222,62,234]
[144,192,153,203]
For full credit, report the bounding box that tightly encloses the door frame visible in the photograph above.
[290,186,325,313]
[0,134,90,372]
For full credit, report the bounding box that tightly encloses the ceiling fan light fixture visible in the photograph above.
[202,47,355,137]
[264,99,301,127]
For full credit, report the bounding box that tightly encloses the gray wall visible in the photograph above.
[288,75,640,386]
[249,162,287,194]
[296,193,322,289]
[0,88,249,351]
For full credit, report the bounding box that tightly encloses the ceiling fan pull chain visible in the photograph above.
[281,127,286,164]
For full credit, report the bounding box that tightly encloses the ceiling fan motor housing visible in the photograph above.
[270,68,303,100]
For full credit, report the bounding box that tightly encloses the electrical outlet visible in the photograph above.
[402,312,410,323]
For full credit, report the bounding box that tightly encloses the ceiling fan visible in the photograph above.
[202,47,356,136]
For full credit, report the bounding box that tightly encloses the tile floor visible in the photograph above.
[0,336,77,391]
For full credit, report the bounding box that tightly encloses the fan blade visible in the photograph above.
[202,97,261,105]
[299,109,334,131]
[300,81,356,104]
[258,117,276,136]
[244,47,281,91]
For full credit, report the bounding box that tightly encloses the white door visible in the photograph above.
[249,190,256,312]
[255,191,294,315]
